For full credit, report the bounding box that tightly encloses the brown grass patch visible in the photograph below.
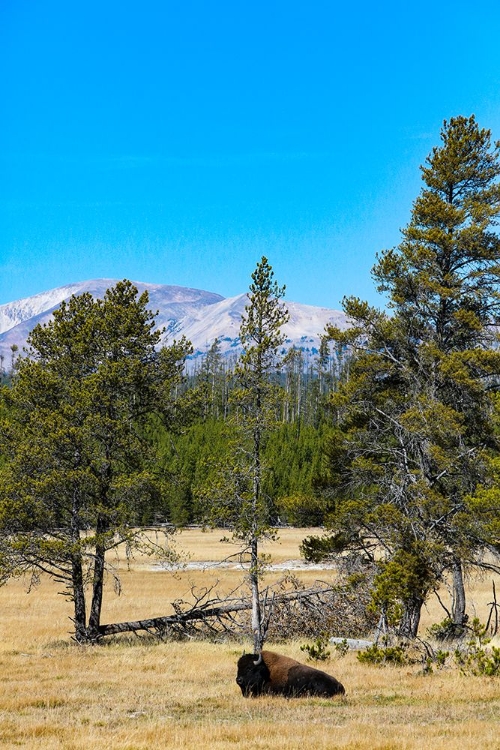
[0,528,499,749]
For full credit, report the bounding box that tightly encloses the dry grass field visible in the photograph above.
[1,528,499,749]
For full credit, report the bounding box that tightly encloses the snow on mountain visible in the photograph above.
[0,279,349,369]
[178,294,350,362]
[175,294,248,355]
[0,280,223,337]
[0,282,86,335]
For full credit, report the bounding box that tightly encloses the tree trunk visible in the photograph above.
[398,594,424,638]
[70,485,87,642]
[97,584,337,638]
[71,554,87,642]
[451,557,467,634]
[250,535,263,654]
[251,418,263,655]
[87,513,108,641]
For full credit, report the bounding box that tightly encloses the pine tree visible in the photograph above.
[318,116,500,637]
[235,257,289,652]
[197,258,289,653]
[197,338,228,419]
[0,281,191,641]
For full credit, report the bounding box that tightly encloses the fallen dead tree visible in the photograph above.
[97,569,377,641]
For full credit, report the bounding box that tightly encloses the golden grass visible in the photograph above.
[0,528,499,749]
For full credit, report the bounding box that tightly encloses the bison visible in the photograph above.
[236,650,345,698]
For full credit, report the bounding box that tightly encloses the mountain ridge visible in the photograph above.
[0,279,348,368]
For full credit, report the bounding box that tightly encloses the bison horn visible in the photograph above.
[253,652,263,665]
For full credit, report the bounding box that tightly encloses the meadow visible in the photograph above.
[1,528,499,749]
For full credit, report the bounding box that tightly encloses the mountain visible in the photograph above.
[0,279,349,370]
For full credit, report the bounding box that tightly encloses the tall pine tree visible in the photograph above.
[235,257,289,652]
[198,257,289,653]
[316,116,500,637]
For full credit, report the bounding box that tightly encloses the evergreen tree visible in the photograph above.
[155,415,327,526]
[197,338,229,419]
[199,257,289,653]
[235,257,289,653]
[316,116,500,637]
[282,348,305,423]
[0,281,191,641]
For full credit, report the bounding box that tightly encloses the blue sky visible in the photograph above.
[1,1,500,309]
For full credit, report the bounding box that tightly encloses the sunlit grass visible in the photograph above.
[0,528,499,749]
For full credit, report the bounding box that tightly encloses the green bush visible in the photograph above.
[300,634,331,661]
[357,642,411,666]
[453,618,500,676]
[427,617,467,641]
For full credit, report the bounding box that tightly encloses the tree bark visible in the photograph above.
[251,415,264,655]
[87,513,108,641]
[451,557,467,634]
[70,485,87,642]
[250,535,263,654]
[71,554,87,642]
[398,594,424,638]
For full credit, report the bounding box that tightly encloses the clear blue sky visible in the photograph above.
[2,1,500,309]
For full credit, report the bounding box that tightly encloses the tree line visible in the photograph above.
[1,115,500,647]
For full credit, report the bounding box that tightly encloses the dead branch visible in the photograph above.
[97,571,377,641]
[99,584,331,637]
[485,580,499,636]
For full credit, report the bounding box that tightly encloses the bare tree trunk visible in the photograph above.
[97,583,340,638]
[251,419,264,654]
[250,535,262,654]
[486,580,499,636]
[451,557,467,634]
[71,555,87,642]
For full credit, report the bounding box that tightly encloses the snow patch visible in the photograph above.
[0,279,349,366]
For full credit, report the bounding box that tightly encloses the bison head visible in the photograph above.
[236,653,270,697]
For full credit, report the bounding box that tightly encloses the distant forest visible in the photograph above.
[0,332,346,529]
[141,337,346,527]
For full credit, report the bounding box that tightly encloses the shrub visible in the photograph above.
[357,641,411,666]
[453,618,500,676]
[427,617,467,641]
[300,634,331,661]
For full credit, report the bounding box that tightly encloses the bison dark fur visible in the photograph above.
[236,650,345,698]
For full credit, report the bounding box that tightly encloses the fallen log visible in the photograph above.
[97,585,336,638]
